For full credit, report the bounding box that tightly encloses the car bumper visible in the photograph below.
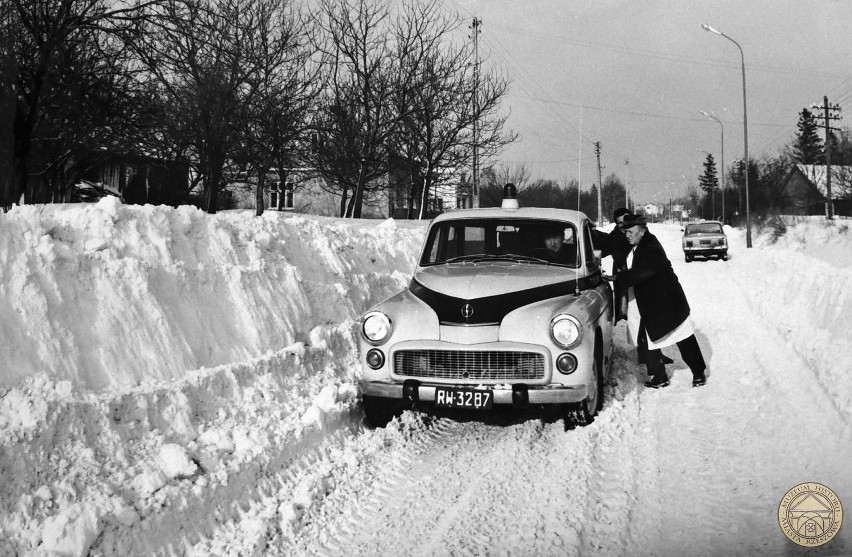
[684,247,726,256]
[359,380,589,406]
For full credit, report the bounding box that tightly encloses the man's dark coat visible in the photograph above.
[601,227,632,272]
[617,228,691,342]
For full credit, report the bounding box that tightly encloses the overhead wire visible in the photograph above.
[441,0,595,151]
[439,0,852,184]
[487,21,852,81]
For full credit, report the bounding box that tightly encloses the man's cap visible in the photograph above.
[619,214,647,229]
[612,207,631,220]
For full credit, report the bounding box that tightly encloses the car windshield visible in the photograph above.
[420,218,581,268]
[686,223,723,234]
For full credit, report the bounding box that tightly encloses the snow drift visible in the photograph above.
[0,198,425,391]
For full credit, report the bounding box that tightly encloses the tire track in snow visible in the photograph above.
[311,415,460,556]
[277,366,657,557]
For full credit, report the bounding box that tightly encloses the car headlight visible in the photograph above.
[550,315,582,349]
[362,311,392,345]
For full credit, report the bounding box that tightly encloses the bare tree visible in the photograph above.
[8,0,158,204]
[310,0,400,218]
[232,0,322,216]
[391,0,515,219]
[601,173,627,221]
[484,163,530,190]
[136,0,284,213]
[686,184,701,217]
[0,2,15,208]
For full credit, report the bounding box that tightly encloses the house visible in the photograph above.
[779,164,852,216]
[225,168,309,212]
[385,154,457,219]
[77,151,189,206]
[641,203,662,218]
[224,155,461,218]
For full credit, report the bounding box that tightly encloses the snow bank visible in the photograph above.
[0,202,426,555]
[0,201,425,392]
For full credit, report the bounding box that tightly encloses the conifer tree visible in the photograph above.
[792,108,823,164]
[698,153,719,218]
[698,153,719,195]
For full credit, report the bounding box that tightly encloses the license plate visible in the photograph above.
[434,387,493,410]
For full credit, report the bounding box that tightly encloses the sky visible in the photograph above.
[446,0,852,205]
[1,199,851,554]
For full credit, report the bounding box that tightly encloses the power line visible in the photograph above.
[479,30,593,145]
[514,94,788,128]
[485,21,852,81]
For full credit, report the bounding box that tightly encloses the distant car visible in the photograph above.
[357,187,615,430]
[682,220,728,261]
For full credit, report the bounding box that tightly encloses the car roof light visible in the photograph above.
[501,183,519,211]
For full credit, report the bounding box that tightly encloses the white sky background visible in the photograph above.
[451,0,852,203]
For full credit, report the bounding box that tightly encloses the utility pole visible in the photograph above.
[699,110,725,224]
[471,17,481,208]
[594,141,603,226]
[811,96,842,219]
[624,159,636,212]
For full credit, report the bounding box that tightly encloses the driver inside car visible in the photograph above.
[536,226,575,264]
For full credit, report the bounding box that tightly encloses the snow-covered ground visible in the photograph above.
[1,199,850,556]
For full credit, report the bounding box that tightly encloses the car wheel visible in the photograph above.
[362,395,404,428]
[685,254,692,262]
[564,346,603,430]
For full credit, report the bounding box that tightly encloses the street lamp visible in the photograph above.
[699,110,725,225]
[702,24,751,248]
[696,149,716,220]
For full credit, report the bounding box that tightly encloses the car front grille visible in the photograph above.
[393,349,545,381]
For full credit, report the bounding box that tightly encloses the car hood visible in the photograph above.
[410,262,601,325]
[413,262,579,299]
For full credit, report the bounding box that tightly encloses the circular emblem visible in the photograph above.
[461,304,474,319]
[778,482,843,547]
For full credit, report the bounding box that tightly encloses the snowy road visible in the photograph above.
[277,225,851,557]
[2,213,851,557]
[273,225,852,557]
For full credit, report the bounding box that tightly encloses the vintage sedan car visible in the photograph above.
[682,220,728,261]
[357,189,614,430]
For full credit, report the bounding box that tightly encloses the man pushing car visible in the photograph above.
[616,214,708,388]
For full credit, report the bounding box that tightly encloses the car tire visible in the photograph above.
[685,254,692,263]
[564,342,603,430]
[362,395,405,428]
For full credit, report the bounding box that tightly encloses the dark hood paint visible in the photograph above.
[409,268,603,325]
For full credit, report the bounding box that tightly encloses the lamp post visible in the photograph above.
[696,149,716,220]
[702,24,751,248]
[699,110,725,225]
